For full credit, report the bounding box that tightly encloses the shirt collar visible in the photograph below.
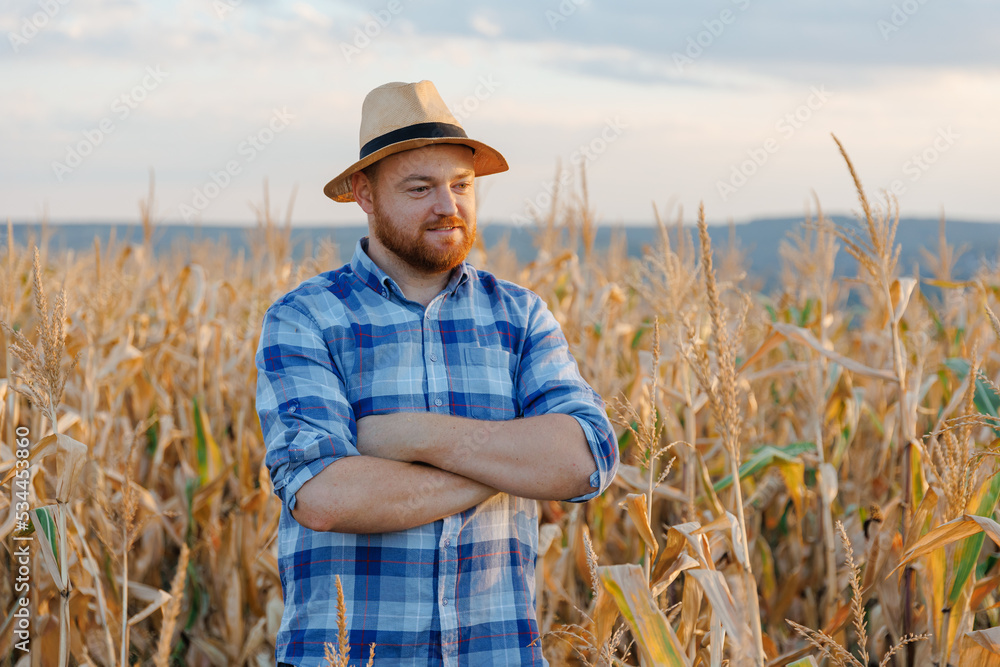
[352,237,471,299]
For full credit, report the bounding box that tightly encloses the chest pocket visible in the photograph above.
[456,347,517,421]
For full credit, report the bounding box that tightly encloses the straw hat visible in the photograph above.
[323,80,509,203]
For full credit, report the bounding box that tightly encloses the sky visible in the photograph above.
[2,0,999,227]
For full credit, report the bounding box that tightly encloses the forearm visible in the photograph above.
[359,412,598,500]
[291,454,497,534]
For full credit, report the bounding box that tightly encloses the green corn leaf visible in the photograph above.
[789,658,820,667]
[193,396,208,484]
[29,505,64,590]
[714,442,814,492]
[944,358,1000,434]
[948,470,1000,604]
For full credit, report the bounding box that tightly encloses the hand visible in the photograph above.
[355,412,429,462]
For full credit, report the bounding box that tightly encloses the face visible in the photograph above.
[357,144,476,276]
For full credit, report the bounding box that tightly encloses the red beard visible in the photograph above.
[370,206,476,274]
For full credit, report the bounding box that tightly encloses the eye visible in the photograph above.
[454,181,473,191]
[409,186,429,194]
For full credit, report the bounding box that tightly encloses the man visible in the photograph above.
[255,80,618,666]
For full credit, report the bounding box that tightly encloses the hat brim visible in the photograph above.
[323,137,508,203]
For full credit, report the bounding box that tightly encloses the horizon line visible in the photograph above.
[6,214,1000,229]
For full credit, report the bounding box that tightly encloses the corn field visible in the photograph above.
[2,142,1000,667]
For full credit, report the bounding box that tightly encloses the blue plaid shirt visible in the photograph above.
[255,238,618,666]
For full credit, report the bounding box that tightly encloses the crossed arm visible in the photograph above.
[292,412,597,533]
[259,297,614,535]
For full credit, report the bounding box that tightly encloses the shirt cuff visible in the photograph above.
[564,414,614,503]
[276,455,341,512]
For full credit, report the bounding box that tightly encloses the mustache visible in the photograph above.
[423,216,467,231]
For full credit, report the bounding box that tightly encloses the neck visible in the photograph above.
[365,237,453,307]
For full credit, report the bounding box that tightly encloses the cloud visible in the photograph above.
[469,12,502,38]
[384,0,1000,79]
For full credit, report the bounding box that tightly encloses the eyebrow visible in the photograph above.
[398,169,475,185]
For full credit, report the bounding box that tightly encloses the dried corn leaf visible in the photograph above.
[903,486,939,554]
[922,278,974,289]
[775,461,803,518]
[622,493,658,562]
[959,627,1000,667]
[737,330,786,373]
[191,635,230,666]
[599,564,691,667]
[236,616,268,667]
[592,586,620,651]
[96,340,143,382]
[696,452,726,519]
[688,569,751,653]
[895,514,1000,573]
[38,433,88,503]
[709,614,725,667]
[664,522,712,569]
[970,572,1000,611]
[225,568,244,651]
[818,462,837,505]
[0,436,59,487]
[769,322,897,381]
[55,409,80,434]
[128,589,172,627]
[678,571,703,648]
[889,277,917,324]
[695,512,749,570]
[652,552,699,598]
[538,522,561,557]
[651,523,691,588]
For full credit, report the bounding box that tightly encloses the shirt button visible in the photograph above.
[444,538,451,547]
[288,405,296,413]
[430,353,438,362]
[381,289,387,297]
[435,398,443,407]
[442,598,449,606]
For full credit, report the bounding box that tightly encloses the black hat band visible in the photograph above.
[359,122,469,160]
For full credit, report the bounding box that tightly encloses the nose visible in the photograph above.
[431,185,459,218]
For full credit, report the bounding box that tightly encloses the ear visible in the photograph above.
[351,171,376,215]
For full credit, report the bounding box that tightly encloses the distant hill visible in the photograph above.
[7,217,999,293]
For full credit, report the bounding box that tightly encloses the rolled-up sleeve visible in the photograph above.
[255,301,359,511]
[516,295,619,502]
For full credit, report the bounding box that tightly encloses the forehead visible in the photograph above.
[378,144,475,178]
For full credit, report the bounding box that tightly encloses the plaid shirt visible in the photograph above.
[255,238,618,666]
